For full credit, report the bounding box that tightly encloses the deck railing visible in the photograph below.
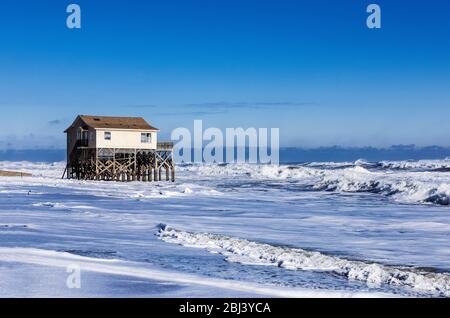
[157,141,174,151]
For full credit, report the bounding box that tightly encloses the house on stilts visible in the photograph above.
[63,115,174,182]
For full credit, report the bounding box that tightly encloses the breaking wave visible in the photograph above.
[379,159,450,172]
[4,160,450,205]
[179,161,450,205]
[311,167,450,206]
[157,224,450,296]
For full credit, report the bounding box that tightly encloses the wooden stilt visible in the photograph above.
[67,145,174,182]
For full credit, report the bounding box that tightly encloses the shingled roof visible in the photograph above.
[65,115,159,132]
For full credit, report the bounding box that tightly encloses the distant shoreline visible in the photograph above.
[0,170,32,177]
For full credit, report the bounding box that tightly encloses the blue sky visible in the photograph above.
[0,0,449,149]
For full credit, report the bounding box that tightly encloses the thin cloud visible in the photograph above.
[123,104,158,109]
[48,119,62,125]
[119,101,316,116]
[152,110,227,116]
[184,101,316,110]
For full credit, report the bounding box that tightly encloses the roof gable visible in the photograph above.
[65,115,159,132]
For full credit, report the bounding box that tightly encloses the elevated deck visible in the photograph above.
[157,141,174,151]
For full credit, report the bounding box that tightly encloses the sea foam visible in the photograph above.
[157,224,450,296]
[179,162,450,205]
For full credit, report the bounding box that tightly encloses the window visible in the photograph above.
[141,133,151,143]
[104,132,111,140]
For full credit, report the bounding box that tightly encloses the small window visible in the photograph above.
[104,132,111,140]
[141,133,151,143]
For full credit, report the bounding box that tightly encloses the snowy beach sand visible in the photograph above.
[1,160,450,297]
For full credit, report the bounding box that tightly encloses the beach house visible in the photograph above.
[64,115,174,181]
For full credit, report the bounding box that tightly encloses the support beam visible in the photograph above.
[67,147,174,182]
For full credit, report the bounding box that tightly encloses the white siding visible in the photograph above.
[95,129,157,149]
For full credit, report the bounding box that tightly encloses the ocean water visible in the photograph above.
[1,159,450,297]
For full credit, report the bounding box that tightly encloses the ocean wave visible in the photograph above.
[302,159,450,172]
[179,163,450,205]
[311,167,450,206]
[4,160,450,206]
[379,159,450,171]
[157,224,450,296]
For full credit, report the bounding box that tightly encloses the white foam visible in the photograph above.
[3,160,450,205]
[180,163,450,205]
[0,161,222,201]
[0,161,65,178]
[32,202,65,208]
[380,159,450,171]
[157,225,450,296]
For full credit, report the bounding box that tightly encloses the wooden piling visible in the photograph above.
[67,145,174,183]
